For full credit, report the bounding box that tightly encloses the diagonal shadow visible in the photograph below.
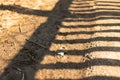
[0,4,50,16]
[0,0,73,80]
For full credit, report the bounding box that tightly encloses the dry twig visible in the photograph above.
[26,39,48,49]
[19,24,22,33]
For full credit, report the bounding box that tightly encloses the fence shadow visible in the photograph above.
[0,0,120,80]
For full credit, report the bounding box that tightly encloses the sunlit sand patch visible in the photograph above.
[55,34,92,40]
[59,26,120,33]
[88,51,120,60]
[86,66,120,77]
[35,69,84,80]
[50,43,88,51]
[40,55,85,64]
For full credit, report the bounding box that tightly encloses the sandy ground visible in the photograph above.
[0,0,120,80]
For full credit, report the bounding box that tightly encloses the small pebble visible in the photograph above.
[57,52,64,56]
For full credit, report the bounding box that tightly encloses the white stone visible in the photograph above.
[57,52,64,56]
